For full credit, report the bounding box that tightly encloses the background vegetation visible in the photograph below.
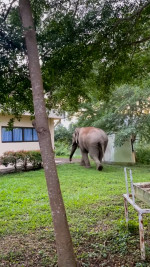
[135,145,150,165]
[70,84,150,146]
[1,0,150,115]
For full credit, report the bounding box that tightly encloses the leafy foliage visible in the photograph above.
[135,145,150,164]
[54,124,79,155]
[0,3,33,116]
[54,141,70,156]
[75,84,150,145]
[54,123,76,145]
[1,0,150,114]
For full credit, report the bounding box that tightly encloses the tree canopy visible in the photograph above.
[0,0,150,115]
[74,83,150,145]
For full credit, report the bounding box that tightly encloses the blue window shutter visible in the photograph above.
[2,128,12,142]
[24,128,32,141]
[13,128,23,141]
[33,128,38,141]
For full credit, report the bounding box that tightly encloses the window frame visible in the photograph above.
[1,126,38,143]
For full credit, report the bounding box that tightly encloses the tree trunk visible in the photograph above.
[19,1,77,266]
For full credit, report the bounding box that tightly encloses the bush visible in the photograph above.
[15,150,28,170]
[54,124,75,145]
[54,141,70,156]
[28,151,42,170]
[1,151,18,170]
[0,150,42,171]
[135,145,150,164]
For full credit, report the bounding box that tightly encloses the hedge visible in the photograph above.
[0,150,42,171]
[135,145,150,165]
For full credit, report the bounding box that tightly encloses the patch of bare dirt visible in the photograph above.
[0,229,56,267]
[0,228,149,267]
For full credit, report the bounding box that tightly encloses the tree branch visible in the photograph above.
[3,0,18,21]
[114,0,150,26]
[73,0,80,18]
[130,36,150,45]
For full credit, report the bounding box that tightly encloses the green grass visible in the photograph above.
[0,170,51,234]
[0,162,150,266]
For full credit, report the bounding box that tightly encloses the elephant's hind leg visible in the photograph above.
[98,165,103,171]
[93,157,103,171]
[81,151,91,168]
[89,147,103,171]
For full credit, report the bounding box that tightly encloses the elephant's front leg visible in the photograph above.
[81,151,91,168]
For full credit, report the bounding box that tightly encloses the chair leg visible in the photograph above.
[138,212,145,260]
[124,197,129,226]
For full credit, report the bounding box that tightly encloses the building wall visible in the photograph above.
[48,118,54,148]
[103,134,115,162]
[104,134,135,163]
[0,114,55,156]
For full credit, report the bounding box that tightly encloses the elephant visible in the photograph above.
[69,127,108,171]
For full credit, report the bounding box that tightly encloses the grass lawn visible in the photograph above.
[0,162,150,266]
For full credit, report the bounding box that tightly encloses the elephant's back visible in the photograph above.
[79,127,108,144]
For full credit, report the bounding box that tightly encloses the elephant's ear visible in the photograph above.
[75,128,80,144]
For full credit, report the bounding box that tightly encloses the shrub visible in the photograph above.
[0,150,42,171]
[27,151,42,170]
[15,150,28,170]
[135,145,150,164]
[1,151,18,170]
[54,141,70,156]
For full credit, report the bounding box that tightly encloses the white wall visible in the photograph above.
[104,134,135,163]
[103,134,115,162]
[0,114,55,156]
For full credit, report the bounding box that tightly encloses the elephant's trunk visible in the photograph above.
[69,143,78,161]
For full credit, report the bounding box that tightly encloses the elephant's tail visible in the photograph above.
[98,142,104,160]
[98,140,108,160]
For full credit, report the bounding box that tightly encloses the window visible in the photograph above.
[33,129,38,141]
[2,128,12,142]
[2,127,38,142]
[13,128,23,141]
[24,128,32,141]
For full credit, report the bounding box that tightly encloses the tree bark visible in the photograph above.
[19,1,77,266]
